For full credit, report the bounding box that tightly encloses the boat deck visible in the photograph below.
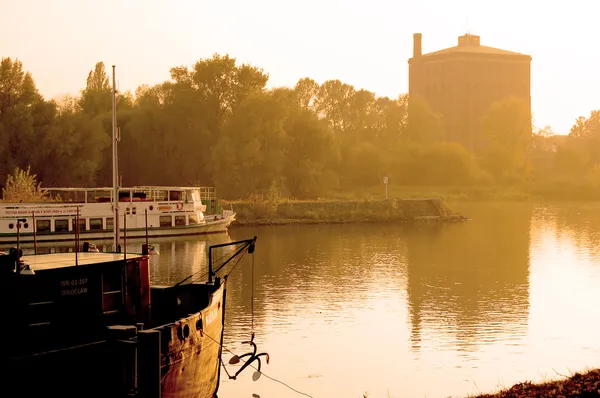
[23,252,143,270]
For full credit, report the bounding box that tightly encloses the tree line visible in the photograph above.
[0,55,598,200]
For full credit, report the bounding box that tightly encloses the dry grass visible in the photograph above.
[468,369,600,398]
[362,369,600,398]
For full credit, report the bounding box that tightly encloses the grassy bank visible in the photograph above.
[468,368,600,398]
[224,197,464,225]
[322,182,600,202]
[222,181,600,225]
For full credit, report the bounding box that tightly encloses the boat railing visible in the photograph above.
[132,186,217,202]
[38,186,218,204]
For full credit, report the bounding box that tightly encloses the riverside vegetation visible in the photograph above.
[3,55,600,395]
[2,56,600,205]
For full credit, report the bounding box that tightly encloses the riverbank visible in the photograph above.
[326,182,600,202]
[222,181,600,225]
[224,197,468,226]
[468,368,600,397]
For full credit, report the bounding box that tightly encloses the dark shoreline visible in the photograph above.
[230,214,468,226]
[468,369,600,397]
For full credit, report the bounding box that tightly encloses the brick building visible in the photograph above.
[408,33,531,154]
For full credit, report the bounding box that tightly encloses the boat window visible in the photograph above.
[36,219,50,233]
[72,218,86,232]
[175,216,186,226]
[169,191,182,201]
[189,214,199,225]
[132,207,137,215]
[106,218,114,231]
[160,216,172,227]
[90,218,103,230]
[55,219,69,232]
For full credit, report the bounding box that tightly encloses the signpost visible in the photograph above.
[383,176,389,199]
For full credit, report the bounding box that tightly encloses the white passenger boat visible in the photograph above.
[0,185,235,244]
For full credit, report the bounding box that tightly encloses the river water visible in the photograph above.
[30,202,600,397]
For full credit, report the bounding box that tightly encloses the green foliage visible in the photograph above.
[405,96,445,143]
[3,55,600,203]
[392,142,479,186]
[569,111,600,138]
[481,97,532,180]
[79,62,111,117]
[2,165,48,202]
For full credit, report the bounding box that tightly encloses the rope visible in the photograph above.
[174,248,238,287]
[200,330,314,398]
[251,250,255,335]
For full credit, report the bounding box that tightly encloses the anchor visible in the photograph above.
[228,333,270,381]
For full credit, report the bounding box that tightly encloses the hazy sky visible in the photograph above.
[1,0,598,134]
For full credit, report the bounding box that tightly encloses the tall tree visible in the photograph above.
[315,79,354,132]
[79,62,112,117]
[211,92,287,197]
[294,77,319,111]
[404,96,444,144]
[569,111,600,138]
[481,96,532,178]
[0,58,47,179]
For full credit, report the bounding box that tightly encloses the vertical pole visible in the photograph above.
[32,211,37,255]
[75,208,79,266]
[208,247,213,283]
[106,325,138,396]
[16,220,21,275]
[123,211,127,260]
[138,329,162,398]
[145,209,149,247]
[112,65,120,253]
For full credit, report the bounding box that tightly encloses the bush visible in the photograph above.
[1,166,48,203]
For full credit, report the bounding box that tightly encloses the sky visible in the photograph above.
[1,0,599,134]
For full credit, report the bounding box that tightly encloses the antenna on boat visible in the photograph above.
[112,65,120,253]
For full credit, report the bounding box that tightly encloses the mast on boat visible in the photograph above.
[112,65,120,252]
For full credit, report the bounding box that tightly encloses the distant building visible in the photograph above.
[408,33,532,154]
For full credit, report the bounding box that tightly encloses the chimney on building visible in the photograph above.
[413,33,422,58]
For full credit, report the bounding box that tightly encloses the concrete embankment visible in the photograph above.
[223,197,467,225]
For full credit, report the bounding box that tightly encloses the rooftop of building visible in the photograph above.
[414,33,531,59]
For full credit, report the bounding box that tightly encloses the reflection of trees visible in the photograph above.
[224,224,410,342]
[539,203,600,257]
[405,203,532,352]
[23,234,232,285]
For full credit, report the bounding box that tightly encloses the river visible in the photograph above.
[29,202,600,397]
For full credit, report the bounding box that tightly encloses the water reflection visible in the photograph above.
[10,203,600,398]
[15,234,234,286]
[405,202,532,355]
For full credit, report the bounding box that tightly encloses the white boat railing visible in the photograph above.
[37,186,218,204]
